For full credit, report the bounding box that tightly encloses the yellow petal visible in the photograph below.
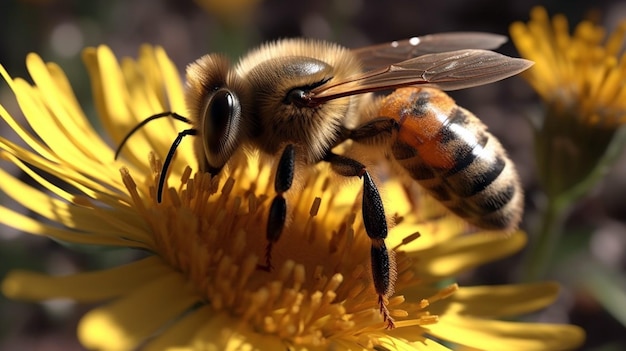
[82,46,150,172]
[153,45,196,167]
[405,338,453,351]
[91,45,189,177]
[25,54,115,166]
[0,138,125,200]
[2,150,114,203]
[191,314,289,351]
[426,282,560,317]
[427,315,585,351]
[2,256,170,302]
[22,55,99,168]
[413,231,526,280]
[0,67,57,161]
[155,46,187,117]
[143,305,214,351]
[347,337,448,351]
[0,166,150,244]
[0,206,148,248]
[78,270,200,351]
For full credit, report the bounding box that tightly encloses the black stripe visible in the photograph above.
[447,154,506,197]
[426,184,451,201]
[409,90,431,116]
[405,161,436,180]
[474,183,517,213]
[480,209,519,230]
[448,202,471,219]
[444,132,489,177]
[439,107,469,144]
[392,141,417,160]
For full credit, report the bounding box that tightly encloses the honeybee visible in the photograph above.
[116,32,531,328]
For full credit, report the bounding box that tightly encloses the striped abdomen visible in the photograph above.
[380,87,522,232]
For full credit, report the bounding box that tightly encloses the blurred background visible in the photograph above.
[1,0,625,350]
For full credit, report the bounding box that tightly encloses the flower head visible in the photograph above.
[194,0,261,25]
[510,6,626,199]
[0,45,584,350]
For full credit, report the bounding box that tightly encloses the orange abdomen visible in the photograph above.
[378,87,522,232]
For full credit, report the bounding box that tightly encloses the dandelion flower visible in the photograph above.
[194,0,261,21]
[511,6,626,281]
[0,45,584,350]
[510,6,626,199]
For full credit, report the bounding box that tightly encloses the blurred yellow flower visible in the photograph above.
[0,45,584,350]
[511,6,626,281]
[510,6,626,199]
[195,0,260,24]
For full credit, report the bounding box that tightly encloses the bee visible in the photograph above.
[116,32,531,328]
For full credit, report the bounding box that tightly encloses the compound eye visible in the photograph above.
[201,88,241,169]
[285,88,307,106]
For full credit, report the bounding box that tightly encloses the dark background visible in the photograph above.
[1,0,625,350]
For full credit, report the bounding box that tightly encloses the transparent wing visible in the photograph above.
[353,32,508,71]
[306,49,533,105]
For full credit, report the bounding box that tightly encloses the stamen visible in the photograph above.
[305,197,321,243]
[241,287,270,325]
[387,295,405,306]
[392,231,421,250]
[230,229,247,259]
[390,309,409,318]
[236,255,259,291]
[429,284,459,303]
[179,166,192,190]
[148,152,160,174]
[212,177,234,213]
[312,265,328,292]
[309,197,321,216]
[120,167,147,214]
[133,149,452,346]
[279,260,296,282]
[323,273,343,295]
[346,281,366,299]
[392,314,438,328]
[247,192,258,214]
[208,174,220,194]
[293,264,305,291]
[72,195,94,207]
[167,188,181,207]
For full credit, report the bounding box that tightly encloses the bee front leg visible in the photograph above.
[323,152,395,329]
[260,144,296,272]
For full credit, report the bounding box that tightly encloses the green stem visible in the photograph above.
[522,195,569,282]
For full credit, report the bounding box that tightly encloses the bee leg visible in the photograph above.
[259,144,296,272]
[339,117,398,145]
[324,152,395,329]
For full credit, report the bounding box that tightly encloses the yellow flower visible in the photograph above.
[194,0,260,24]
[0,45,584,350]
[510,6,626,199]
[511,6,626,282]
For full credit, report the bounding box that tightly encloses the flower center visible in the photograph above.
[120,153,444,345]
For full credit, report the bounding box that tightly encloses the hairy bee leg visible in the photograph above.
[259,144,296,272]
[339,117,398,145]
[324,153,395,328]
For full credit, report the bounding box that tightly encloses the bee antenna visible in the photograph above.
[114,112,192,159]
[156,128,198,203]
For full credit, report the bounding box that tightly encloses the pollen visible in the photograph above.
[119,154,433,345]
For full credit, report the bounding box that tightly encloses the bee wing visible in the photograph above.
[353,32,508,71]
[307,49,533,104]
